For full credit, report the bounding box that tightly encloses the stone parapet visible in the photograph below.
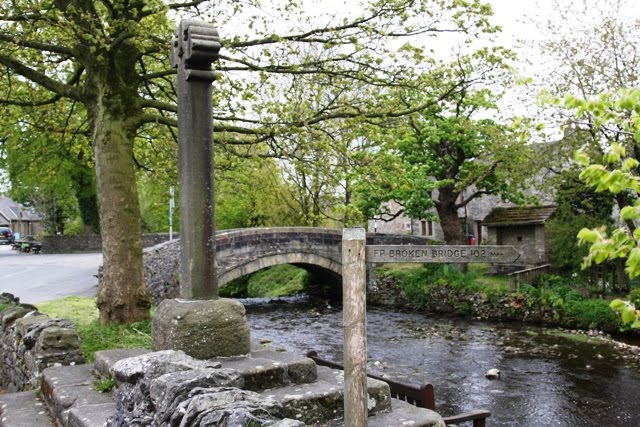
[142,227,432,304]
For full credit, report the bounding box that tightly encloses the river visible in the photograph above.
[243,297,640,427]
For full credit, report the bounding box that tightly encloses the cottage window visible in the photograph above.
[420,220,433,236]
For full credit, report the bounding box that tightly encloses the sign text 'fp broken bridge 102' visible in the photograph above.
[366,244,521,264]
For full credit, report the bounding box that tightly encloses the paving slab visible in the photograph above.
[214,350,317,391]
[368,398,446,427]
[0,390,55,427]
[93,348,151,377]
[264,366,391,425]
[67,402,117,427]
[41,364,113,426]
[251,350,318,384]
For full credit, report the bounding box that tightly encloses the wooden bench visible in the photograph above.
[306,351,491,427]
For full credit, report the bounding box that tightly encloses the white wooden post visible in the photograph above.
[342,227,368,427]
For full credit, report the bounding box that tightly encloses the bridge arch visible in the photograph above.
[218,252,342,287]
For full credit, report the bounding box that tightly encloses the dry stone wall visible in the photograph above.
[0,293,84,392]
[42,233,174,254]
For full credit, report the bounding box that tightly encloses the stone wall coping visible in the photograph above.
[217,227,342,239]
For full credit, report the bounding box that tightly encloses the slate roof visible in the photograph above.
[483,205,557,227]
[0,195,42,225]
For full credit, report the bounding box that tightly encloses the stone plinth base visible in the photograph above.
[152,298,250,359]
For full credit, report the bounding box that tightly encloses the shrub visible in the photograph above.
[531,274,576,289]
[390,266,432,304]
[0,302,15,312]
[220,277,250,298]
[519,283,539,297]
[627,288,640,307]
[481,286,509,304]
[452,300,473,316]
[561,299,620,332]
[246,264,310,298]
[221,265,311,298]
[564,290,584,302]
[389,264,480,305]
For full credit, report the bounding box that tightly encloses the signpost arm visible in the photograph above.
[342,227,368,427]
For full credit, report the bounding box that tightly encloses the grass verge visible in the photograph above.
[37,296,152,362]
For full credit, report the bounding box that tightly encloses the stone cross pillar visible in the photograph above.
[170,20,220,299]
[152,20,250,359]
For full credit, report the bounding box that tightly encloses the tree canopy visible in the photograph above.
[0,0,501,323]
[354,48,533,244]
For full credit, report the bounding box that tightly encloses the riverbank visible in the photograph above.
[365,264,640,367]
[370,265,621,330]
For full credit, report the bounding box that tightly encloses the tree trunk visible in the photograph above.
[615,259,629,292]
[92,103,150,324]
[436,191,466,245]
[436,190,468,272]
[72,164,100,234]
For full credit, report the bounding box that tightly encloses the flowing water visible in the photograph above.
[243,297,640,427]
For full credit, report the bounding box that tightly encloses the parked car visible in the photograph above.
[0,227,14,244]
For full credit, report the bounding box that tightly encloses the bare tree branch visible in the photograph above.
[0,54,82,101]
[0,33,75,56]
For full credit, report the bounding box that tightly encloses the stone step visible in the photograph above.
[67,403,117,427]
[214,349,318,390]
[94,347,318,391]
[36,348,443,427]
[263,366,392,425]
[0,390,56,427]
[40,364,114,426]
[93,348,151,378]
[368,398,445,427]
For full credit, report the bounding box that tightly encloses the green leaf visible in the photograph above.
[625,248,640,278]
[621,307,636,324]
[622,157,639,171]
[577,228,598,243]
[610,299,626,311]
[620,206,638,221]
[574,151,590,166]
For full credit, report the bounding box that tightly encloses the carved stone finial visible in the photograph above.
[170,20,221,78]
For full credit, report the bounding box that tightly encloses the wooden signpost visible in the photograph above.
[342,229,368,427]
[342,228,520,426]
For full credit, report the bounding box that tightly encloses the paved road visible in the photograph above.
[0,244,102,303]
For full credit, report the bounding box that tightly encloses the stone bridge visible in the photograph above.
[215,227,429,287]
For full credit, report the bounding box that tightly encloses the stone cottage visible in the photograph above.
[368,192,515,245]
[0,195,42,237]
[482,205,557,268]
